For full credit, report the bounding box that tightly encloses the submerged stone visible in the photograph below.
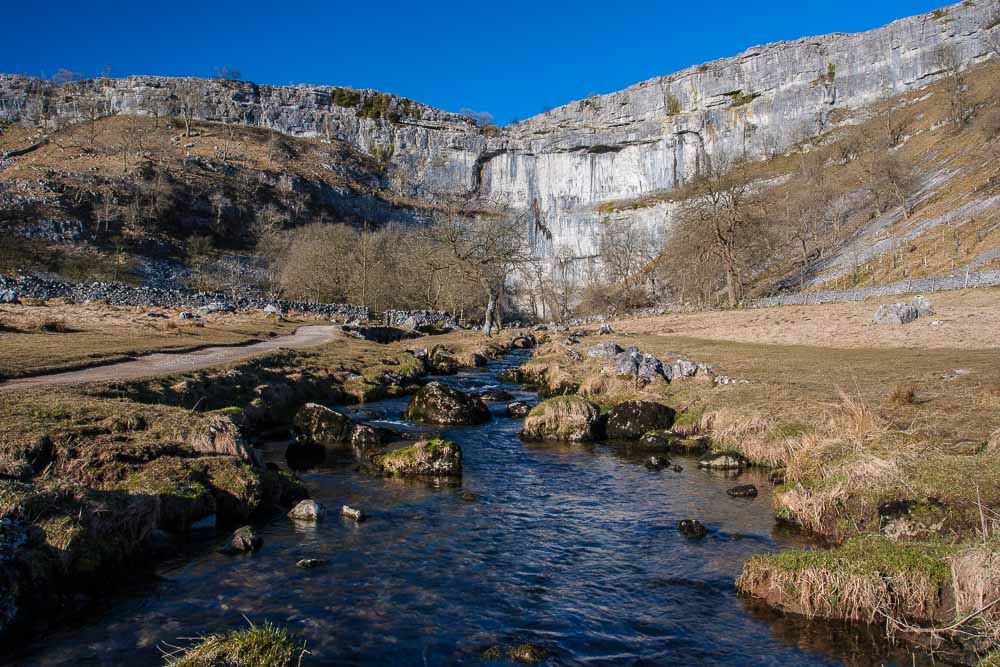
[678,519,707,539]
[727,484,758,498]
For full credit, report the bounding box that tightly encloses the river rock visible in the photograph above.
[341,505,365,521]
[645,455,671,471]
[727,484,759,498]
[597,323,614,335]
[587,342,624,359]
[350,423,398,452]
[698,451,750,470]
[369,439,463,477]
[287,500,325,521]
[404,382,491,425]
[519,395,603,442]
[637,430,680,450]
[511,334,536,349]
[428,347,461,374]
[605,401,676,440]
[507,401,531,418]
[296,558,328,568]
[294,403,355,448]
[678,519,707,539]
[483,643,549,664]
[479,389,514,402]
[221,526,261,553]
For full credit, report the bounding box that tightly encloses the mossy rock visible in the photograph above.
[342,377,387,403]
[370,439,462,477]
[520,395,602,442]
[698,451,749,470]
[122,456,263,529]
[262,468,309,509]
[293,403,355,448]
[403,382,491,425]
[605,401,676,440]
[122,458,217,532]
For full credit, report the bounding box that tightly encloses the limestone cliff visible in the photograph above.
[1,0,997,270]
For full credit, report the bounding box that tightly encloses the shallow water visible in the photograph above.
[15,352,932,666]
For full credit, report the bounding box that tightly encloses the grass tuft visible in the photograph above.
[163,619,306,666]
[888,382,918,406]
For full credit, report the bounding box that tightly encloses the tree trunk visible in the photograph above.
[725,264,738,308]
[482,292,498,337]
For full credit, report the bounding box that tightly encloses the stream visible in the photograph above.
[14,351,924,665]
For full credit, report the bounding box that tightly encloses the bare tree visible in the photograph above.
[861,150,917,220]
[597,219,656,288]
[937,44,974,127]
[673,159,770,306]
[174,79,199,138]
[426,197,536,335]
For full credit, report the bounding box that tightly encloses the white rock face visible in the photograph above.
[0,1,996,270]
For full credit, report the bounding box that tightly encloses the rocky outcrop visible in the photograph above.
[1,3,993,272]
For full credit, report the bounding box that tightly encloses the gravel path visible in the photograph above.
[0,325,342,391]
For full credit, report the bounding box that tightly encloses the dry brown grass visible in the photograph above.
[888,382,918,406]
[616,287,1000,350]
[738,536,959,627]
[952,545,1000,647]
[520,395,601,442]
[0,302,308,379]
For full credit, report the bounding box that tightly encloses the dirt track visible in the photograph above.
[0,325,341,391]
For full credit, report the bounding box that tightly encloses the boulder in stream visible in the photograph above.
[507,401,531,418]
[287,500,325,521]
[727,484,759,498]
[369,439,463,477]
[404,382,491,425]
[605,401,676,440]
[645,455,671,471]
[221,526,261,554]
[293,403,355,449]
[678,519,707,539]
[519,395,603,442]
[698,451,750,470]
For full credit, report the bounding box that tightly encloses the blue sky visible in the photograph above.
[4,1,948,124]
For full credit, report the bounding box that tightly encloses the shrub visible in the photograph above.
[888,382,918,406]
[665,93,682,116]
[331,87,361,108]
[37,319,76,333]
